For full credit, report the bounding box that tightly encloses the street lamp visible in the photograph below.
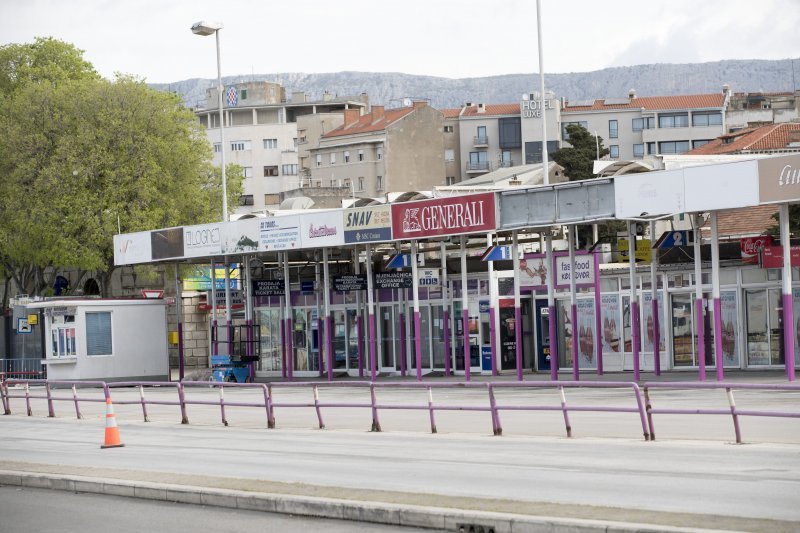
[191,20,228,222]
[192,20,233,331]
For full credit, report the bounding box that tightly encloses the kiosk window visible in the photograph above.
[86,312,112,356]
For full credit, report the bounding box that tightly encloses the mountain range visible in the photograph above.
[152,59,799,110]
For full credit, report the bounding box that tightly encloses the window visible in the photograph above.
[562,121,588,140]
[231,140,251,151]
[281,164,298,175]
[50,315,76,359]
[293,137,298,147]
[609,120,618,139]
[692,112,723,127]
[609,145,619,159]
[316,154,322,167]
[329,179,336,187]
[330,153,336,165]
[468,151,488,171]
[239,194,254,206]
[692,139,711,149]
[498,117,521,149]
[358,149,364,161]
[213,143,221,153]
[263,138,278,149]
[344,151,350,163]
[243,166,253,178]
[646,142,656,155]
[658,140,690,154]
[86,312,112,356]
[376,175,383,190]
[444,149,454,162]
[632,117,655,131]
[476,126,487,144]
[658,113,689,128]
[263,166,279,177]
[264,194,280,206]
[500,150,512,167]
[377,147,383,160]
[240,89,248,100]
[357,176,364,191]
[633,143,644,158]
[446,176,455,186]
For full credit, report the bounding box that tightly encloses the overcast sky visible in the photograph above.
[2,0,798,83]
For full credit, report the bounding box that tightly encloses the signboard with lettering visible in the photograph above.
[761,245,800,269]
[258,216,301,251]
[114,230,152,266]
[741,235,772,265]
[300,210,344,248]
[375,272,413,289]
[554,252,597,289]
[332,274,368,292]
[758,153,800,204]
[391,192,496,239]
[418,269,441,287]
[252,280,285,297]
[617,238,652,263]
[183,223,224,258]
[343,205,392,244]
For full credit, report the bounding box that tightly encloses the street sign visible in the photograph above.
[251,280,285,297]
[332,274,368,292]
[17,318,31,334]
[654,230,693,249]
[481,245,512,261]
[375,272,413,289]
[141,289,164,299]
[300,281,315,293]
[386,253,412,269]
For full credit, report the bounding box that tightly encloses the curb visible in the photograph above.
[0,470,738,533]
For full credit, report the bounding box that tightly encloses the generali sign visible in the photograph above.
[391,192,496,239]
[758,154,800,204]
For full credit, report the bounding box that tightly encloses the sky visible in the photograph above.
[1,0,799,84]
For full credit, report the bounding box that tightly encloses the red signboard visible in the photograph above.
[740,235,772,265]
[761,244,800,268]
[390,192,496,239]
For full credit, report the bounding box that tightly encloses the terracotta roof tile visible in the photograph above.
[563,93,726,112]
[701,205,778,237]
[460,103,520,117]
[441,108,461,118]
[324,107,415,138]
[688,123,800,155]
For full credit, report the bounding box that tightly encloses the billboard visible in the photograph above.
[391,192,496,239]
[343,205,392,243]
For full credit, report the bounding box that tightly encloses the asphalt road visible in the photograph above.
[1,382,799,531]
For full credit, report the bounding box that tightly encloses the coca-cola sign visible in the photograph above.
[740,235,772,265]
[391,192,496,239]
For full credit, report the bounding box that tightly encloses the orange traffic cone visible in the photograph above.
[101,397,124,449]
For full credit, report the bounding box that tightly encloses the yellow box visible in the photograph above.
[27,314,38,325]
[168,331,179,345]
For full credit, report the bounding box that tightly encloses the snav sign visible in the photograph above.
[391,192,496,239]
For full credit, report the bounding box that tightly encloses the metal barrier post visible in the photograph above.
[487,384,502,436]
[265,384,275,429]
[726,387,742,444]
[220,385,228,426]
[313,385,325,429]
[370,383,381,432]
[644,386,656,441]
[177,383,189,424]
[1,381,10,415]
[630,383,650,441]
[139,385,150,422]
[261,384,273,428]
[45,382,55,418]
[558,385,572,437]
[427,386,437,434]
[72,385,83,420]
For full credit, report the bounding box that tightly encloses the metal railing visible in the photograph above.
[0,359,46,383]
[642,381,800,443]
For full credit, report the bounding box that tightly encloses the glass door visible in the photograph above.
[378,304,399,371]
[430,304,446,370]
[670,292,715,368]
[256,308,281,372]
[745,289,784,366]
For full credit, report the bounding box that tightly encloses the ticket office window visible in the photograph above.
[51,314,77,358]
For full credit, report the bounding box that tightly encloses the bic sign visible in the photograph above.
[418,269,440,287]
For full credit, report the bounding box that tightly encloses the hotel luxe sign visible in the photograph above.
[758,154,800,204]
[390,193,497,239]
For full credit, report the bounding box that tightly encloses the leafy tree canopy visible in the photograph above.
[551,124,609,181]
[0,37,99,96]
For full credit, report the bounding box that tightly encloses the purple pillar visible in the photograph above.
[652,298,661,376]
[414,310,422,381]
[369,312,377,380]
[514,305,523,381]
[246,319,255,382]
[212,319,219,356]
[632,300,641,382]
[783,293,796,381]
[280,318,287,379]
[326,315,333,381]
[696,297,707,381]
[357,315,364,379]
[399,311,407,376]
[317,316,324,378]
[177,322,184,381]
[571,303,579,381]
[443,309,452,376]
[594,259,603,375]
[713,297,724,382]
[463,308,471,381]
[489,307,498,376]
[286,317,294,382]
[549,305,558,381]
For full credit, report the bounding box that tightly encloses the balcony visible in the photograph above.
[466,161,491,174]
[499,159,514,168]
[473,135,489,147]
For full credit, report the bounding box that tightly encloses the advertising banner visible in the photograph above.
[114,231,152,266]
[641,293,665,353]
[761,245,800,268]
[600,294,621,354]
[300,210,344,249]
[758,153,800,204]
[519,253,548,289]
[183,223,224,258]
[257,216,301,252]
[391,192,496,239]
[343,205,392,244]
[576,298,597,369]
[554,252,596,288]
[719,291,739,366]
[151,227,184,260]
[741,235,772,265]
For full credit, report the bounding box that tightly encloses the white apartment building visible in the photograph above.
[194,81,367,215]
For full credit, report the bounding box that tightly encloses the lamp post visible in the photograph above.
[192,20,232,338]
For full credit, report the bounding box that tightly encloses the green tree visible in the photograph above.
[552,124,609,181]
[0,37,99,96]
[0,40,241,297]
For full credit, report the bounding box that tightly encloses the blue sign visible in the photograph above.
[386,253,412,269]
[344,227,392,244]
[481,346,493,371]
[655,230,693,249]
[479,300,490,313]
[301,281,315,293]
[482,245,512,261]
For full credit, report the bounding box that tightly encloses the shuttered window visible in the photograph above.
[86,312,112,356]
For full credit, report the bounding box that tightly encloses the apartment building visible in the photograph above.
[194,81,367,215]
[308,101,445,200]
[726,89,800,131]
